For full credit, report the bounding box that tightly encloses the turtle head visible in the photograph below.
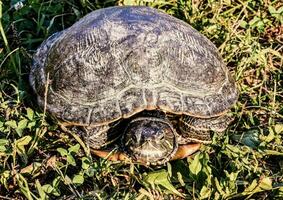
[123,117,177,165]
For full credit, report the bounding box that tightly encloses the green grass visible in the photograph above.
[0,0,282,199]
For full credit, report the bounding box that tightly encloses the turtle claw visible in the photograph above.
[171,143,201,160]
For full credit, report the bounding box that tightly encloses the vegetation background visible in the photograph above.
[0,0,282,199]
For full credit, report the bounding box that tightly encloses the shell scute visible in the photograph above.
[156,87,183,113]
[118,87,146,117]
[182,95,211,116]
[90,100,121,125]
[61,105,91,125]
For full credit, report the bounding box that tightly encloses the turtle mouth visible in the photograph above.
[91,143,201,165]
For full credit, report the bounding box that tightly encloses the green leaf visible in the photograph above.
[0,139,8,147]
[35,179,46,199]
[27,121,36,129]
[67,154,76,166]
[242,177,273,195]
[268,6,277,15]
[42,184,54,193]
[85,166,95,177]
[224,170,238,182]
[72,174,84,184]
[123,0,136,5]
[15,136,32,163]
[42,184,60,196]
[259,177,272,190]
[16,136,32,146]
[52,176,61,188]
[200,185,211,199]
[144,169,183,197]
[189,152,202,175]
[57,148,68,157]
[214,177,225,195]
[274,124,283,134]
[68,143,80,153]
[249,16,261,27]
[5,120,17,129]
[16,174,33,200]
[82,157,91,170]
[16,119,28,136]
[26,108,34,121]
[265,127,275,143]
[0,145,6,152]
[239,20,248,28]
[0,170,10,190]
[18,119,28,129]
[143,170,180,196]
[15,136,32,154]
[176,172,185,186]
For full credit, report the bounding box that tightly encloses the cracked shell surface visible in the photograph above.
[30,6,238,126]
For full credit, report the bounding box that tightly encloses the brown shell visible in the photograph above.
[30,6,238,126]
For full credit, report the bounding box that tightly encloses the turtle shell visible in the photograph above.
[30,6,238,127]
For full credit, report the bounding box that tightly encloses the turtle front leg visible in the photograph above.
[61,122,127,161]
[60,123,118,149]
[81,125,127,161]
[82,125,113,149]
[178,113,234,143]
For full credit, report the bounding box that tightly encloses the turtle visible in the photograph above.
[30,6,238,165]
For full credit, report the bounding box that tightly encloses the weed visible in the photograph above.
[0,0,282,199]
